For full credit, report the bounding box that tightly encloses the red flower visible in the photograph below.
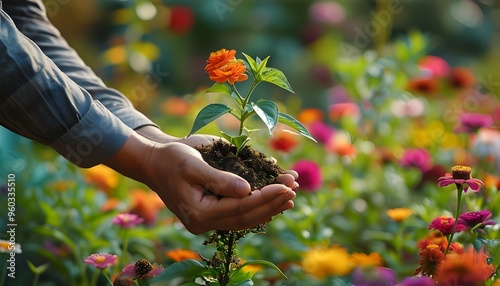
[406,77,440,94]
[428,216,466,236]
[167,6,195,34]
[438,165,484,193]
[269,127,299,152]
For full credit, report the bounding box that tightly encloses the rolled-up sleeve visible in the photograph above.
[0,9,132,167]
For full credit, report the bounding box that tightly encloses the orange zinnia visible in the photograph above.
[166,248,200,262]
[205,48,237,75]
[209,59,248,84]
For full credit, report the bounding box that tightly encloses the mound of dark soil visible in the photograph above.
[195,140,284,190]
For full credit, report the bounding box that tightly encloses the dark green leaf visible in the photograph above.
[206,82,231,95]
[252,100,279,135]
[149,259,206,282]
[189,104,231,136]
[260,67,294,93]
[278,113,317,142]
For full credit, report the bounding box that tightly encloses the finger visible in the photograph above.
[203,187,295,230]
[198,167,252,197]
[284,169,299,180]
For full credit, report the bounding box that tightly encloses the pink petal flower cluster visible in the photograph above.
[84,253,118,269]
[113,213,145,228]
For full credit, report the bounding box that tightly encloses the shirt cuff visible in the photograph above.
[50,100,133,168]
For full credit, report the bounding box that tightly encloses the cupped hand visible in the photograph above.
[143,142,296,234]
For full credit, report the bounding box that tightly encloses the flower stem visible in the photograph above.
[221,232,235,286]
[238,80,260,136]
[119,229,130,270]
[90,269,99,286]
[444,184,463,255]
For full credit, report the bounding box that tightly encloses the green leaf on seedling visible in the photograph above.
[242,53,259,78]
[278,112,317,143]
[221,131,250,150]
[189,104,231,136]
[260,67,294,93]
[27,261,49,275]
[252,100,279,136]
[206,82,231,95]
[149,259,206,282]
[255,56,270,75]
[233,260,287,279]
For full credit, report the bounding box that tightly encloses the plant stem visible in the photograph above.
[221,232,236,286]
[238,81,260,136]
[119,229,130,271]
[444,184,463,255]
[90,269,99,286]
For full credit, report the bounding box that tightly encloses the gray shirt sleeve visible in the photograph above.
[0,9,132,168]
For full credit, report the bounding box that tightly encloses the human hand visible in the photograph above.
[106,133,296,234]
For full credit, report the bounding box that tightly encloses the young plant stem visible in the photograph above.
[221,232,236,286]
[119,229,130,271]
[234,81,259,137]
[444,184,464,255]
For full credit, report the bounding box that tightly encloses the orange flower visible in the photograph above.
[205,49,237,75]
[414,244,445,276]
[166,248,200,262]
[128,189,165,226]
[209,59,248,84]
[351,252,383,268]
[82,164,119,193]
[160,96,191,117]
[449,67,476,89]
[297,108,324,125]
[406,77,440,94]
[434,247,495,286]
[417,231,448,252]
[386,208,413,223]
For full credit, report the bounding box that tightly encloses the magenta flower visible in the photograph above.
[399,276,435,286]
[458,210,495,235]
[84,253,118,269]
[399,148,432,172]
[308,121,335,144]
[438,165,484,193]
[454,113,493,133]
[428,216,467,235]
[112,213,145,228]
[292,160,322,192]
[352,267,396,286]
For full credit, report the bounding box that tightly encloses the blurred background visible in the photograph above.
[46,0,500,122]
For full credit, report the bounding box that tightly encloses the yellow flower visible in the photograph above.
[386,208,413,223]
[302,245,354,279]
[351,252,383,268]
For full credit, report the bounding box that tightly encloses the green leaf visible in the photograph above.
[149,259,206,283]
[260,67,294,93]
[189,104,231,136]
[255,56,270,75]
[232,279,254,286]
[241,53,258,78]
[27,261,49,275]
[234,260,287,279]
[278,113,317,142]
[206,82,231,95]
[252,100,279,136]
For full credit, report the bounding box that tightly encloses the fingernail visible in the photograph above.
[235,180,251,196]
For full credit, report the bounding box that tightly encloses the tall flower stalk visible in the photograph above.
[437,165,484,254]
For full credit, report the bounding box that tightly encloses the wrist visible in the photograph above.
[104,132,155,185]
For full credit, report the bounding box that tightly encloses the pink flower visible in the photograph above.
[399,148,432,172]
[418,55,450,78]
[400,276,436,286]
[84,253,118,269]
[292,160,322,192]
[428,216,467,235]
[454,113,493,133]
[309,1,346,26]
[328,103,360,122]
[117,259,164,280]
[112,213,145,228]
[438,165,484,193]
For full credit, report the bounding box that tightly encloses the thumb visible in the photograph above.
[201,166,251,197]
